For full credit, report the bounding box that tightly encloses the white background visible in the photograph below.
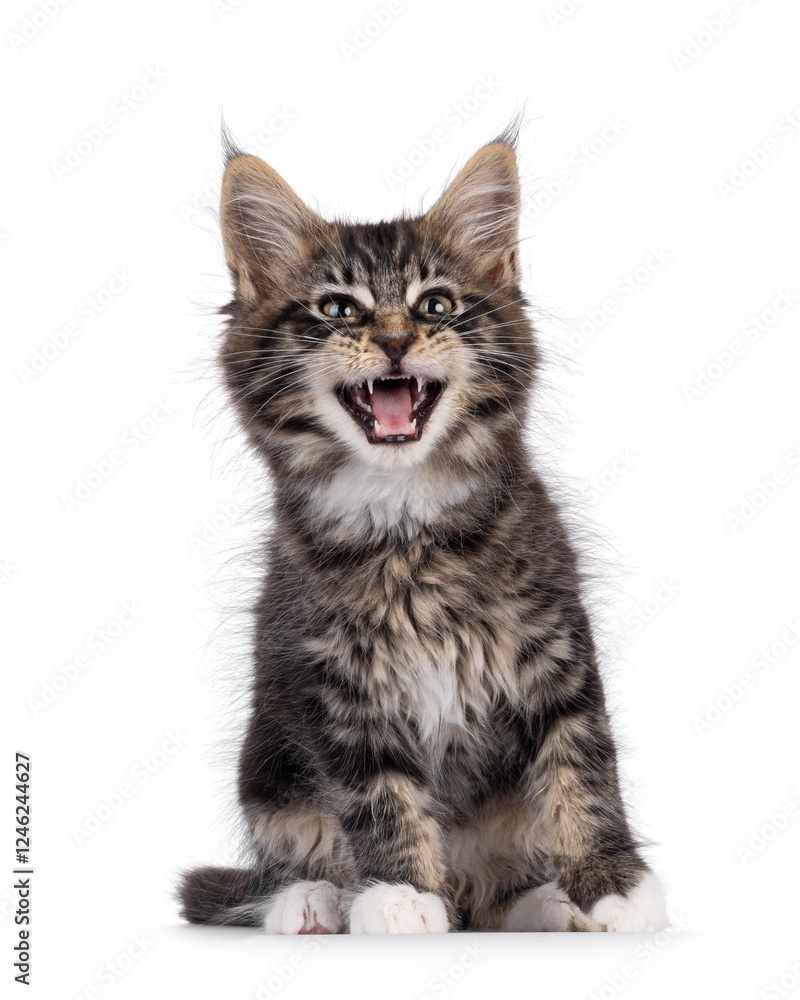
[3,0,800,997]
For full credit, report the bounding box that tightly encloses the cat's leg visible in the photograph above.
[245,671,450,932]
[520,701,667,932]
[245,802,356,934]
[237,703,360,934]
[333,772,451,934]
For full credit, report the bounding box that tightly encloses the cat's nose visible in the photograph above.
[372,331,414,361]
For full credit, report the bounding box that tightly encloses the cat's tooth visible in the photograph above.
[410,418,417,431]
[367,378,374,395]
[373,419,382,435]
[416,376,423,393]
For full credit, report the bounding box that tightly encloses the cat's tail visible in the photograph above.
[177,865,271,927]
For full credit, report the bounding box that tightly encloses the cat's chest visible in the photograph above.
[316,556,524,744]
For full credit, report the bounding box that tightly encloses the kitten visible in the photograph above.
[178,128,667,933]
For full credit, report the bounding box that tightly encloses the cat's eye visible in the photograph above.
[419,294,453,317]
[322,299,360,320]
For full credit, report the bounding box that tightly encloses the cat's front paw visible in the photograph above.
[589,871,667,932]
[264,880,348,934]
[348,883,449,934]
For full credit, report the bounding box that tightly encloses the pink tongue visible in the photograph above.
[370,382,415,435]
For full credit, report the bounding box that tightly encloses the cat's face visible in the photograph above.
[219,141,537,478]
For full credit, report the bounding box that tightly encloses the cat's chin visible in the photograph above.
[348,432,433,471]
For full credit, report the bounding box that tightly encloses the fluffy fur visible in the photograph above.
[178,128,665,933]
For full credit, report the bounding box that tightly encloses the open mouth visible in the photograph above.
[336,376,445,444]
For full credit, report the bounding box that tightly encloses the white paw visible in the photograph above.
[501,882,603,932]
[263,880,347,934]
[589,871,667,932]
[348,883,449,934]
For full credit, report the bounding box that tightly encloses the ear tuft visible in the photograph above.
[425,142,520,286]
[220,118,245,165]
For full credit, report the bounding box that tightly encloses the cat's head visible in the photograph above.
[218,135,538,482]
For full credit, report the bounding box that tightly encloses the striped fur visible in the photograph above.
[178,131,665,933]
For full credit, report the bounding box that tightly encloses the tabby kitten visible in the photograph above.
[178,129,667,934]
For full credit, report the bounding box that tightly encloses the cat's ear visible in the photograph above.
[221,154,325,305]
[425,142,520,286]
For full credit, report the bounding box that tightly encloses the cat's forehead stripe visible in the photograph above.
[405,278,425,306]
[314,222,466,312]
[313,276,457,313]
[315,282,376,309]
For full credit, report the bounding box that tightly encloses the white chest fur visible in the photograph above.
[370,620,520,747]
[308,460,479,535]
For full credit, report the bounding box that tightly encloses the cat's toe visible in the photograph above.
[589,871,667,932]
[263,880,347,934]
[348,883,449,934]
